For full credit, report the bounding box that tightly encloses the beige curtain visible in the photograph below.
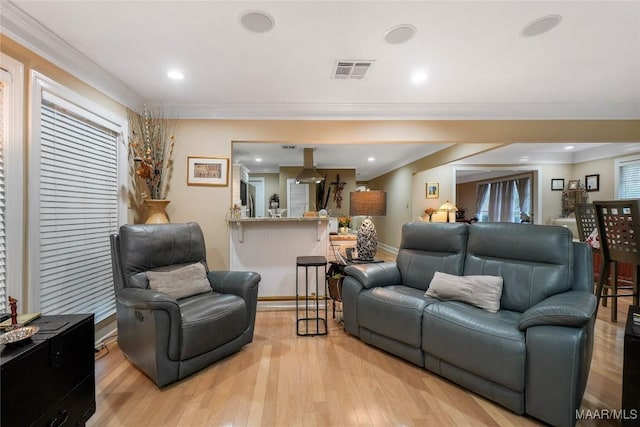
[475,183,490,218]
[488,180,515,222]
[515,177,531,216]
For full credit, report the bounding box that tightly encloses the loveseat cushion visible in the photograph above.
[465,223,573,313]
[396,222,468,291]
[358,285,437,348]
[178,291,247,360]
[422,301,525,391]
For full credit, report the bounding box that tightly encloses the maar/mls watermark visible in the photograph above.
[576,409,638,421]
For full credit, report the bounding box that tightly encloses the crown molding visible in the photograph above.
[157,101,639,120]
[0,1,143,109]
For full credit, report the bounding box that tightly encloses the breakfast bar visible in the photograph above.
[228,217,330,303]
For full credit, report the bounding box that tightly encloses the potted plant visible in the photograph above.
[424,207,437,222]
[338,216,351,234]
[128,105,176,223]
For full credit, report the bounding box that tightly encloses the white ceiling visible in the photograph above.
[3,0,639,120]
[2,1,639,180]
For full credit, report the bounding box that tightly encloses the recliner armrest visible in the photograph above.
[117,287,180,311]
[208,271,260,302]
[343,262,401,289]
[518,291,596,330]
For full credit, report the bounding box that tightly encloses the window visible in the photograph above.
[476,175,532,223]
[31,73,126,322]
[616,155,640,199]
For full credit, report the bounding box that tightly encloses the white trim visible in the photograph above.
[1,1,143,110]
[1,53,25,310]
[157,102,640,120]
[29,71,128,312]
[614,154,640,199]
[377,242,399,256]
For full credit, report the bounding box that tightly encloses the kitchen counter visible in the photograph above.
[228,217,329,223]
[229,217,330,303]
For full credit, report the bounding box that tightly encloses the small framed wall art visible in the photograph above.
[187,156,229,186]
[551,178,564,191]
[567,180,580,190]
[426,182,439,199]
[585,174,599,192]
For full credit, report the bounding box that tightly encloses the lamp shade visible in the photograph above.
[439,200,458,212]
[350,191,387,216]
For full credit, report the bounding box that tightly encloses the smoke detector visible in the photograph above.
[333,60,375,80]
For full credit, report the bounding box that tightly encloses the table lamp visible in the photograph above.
[439,200,458,223]
[350,190,387,261]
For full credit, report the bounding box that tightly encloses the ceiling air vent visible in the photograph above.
[281,145,296,150]
[333,60,374,80]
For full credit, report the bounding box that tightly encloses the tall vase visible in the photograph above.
[144,199,170,224]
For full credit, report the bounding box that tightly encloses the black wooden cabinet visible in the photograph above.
[623,306,640,425]
[1,314,96,426]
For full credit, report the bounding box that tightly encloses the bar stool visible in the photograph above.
[296,256,328,336]
[593,200,640,322]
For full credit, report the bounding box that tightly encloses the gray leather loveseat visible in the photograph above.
[342,222,596,427]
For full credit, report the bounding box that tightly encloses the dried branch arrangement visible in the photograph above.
[128,105,175,200]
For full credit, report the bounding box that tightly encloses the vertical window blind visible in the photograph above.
[39,96,118,322]
[619,159,640,199]
[0,81,6,312]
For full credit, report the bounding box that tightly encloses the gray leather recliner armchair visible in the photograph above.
[110,222,260,387]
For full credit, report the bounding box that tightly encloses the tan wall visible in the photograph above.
[456,182,477,219]
[571,157,616,200]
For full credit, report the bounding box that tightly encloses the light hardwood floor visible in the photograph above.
[89,258,635,426]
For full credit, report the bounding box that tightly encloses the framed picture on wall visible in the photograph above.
[585,174,599,192]
[551,178,564,191]
[567,180,580,190]
[187,156,229,186]
[426,182,439,199]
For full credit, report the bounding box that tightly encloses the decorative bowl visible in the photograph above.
[0,325,39,345]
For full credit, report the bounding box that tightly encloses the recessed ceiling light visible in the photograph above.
[519,156,530,162]
[522,14,563,37]
[167,70,184,80]
[368,157,375,162]
[564,145,575,150]
[384,24,417,44]
[411,71,428,84]
[255,158,262,162]
[240,10,275,33]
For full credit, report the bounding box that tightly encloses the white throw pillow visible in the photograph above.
[147,262,211,300]
[425,271,503,313]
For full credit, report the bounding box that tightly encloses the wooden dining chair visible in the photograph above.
[575,203,612,309]
[593,200,640,322]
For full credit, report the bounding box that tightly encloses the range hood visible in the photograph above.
[295,148,325,184]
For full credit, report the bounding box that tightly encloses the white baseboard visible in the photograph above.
[377,242,398,256]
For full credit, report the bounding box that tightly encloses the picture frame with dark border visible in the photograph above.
[187,156,229,186]
[585,174,600,192]
[551,178,564,191]
[426,182,439,199]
